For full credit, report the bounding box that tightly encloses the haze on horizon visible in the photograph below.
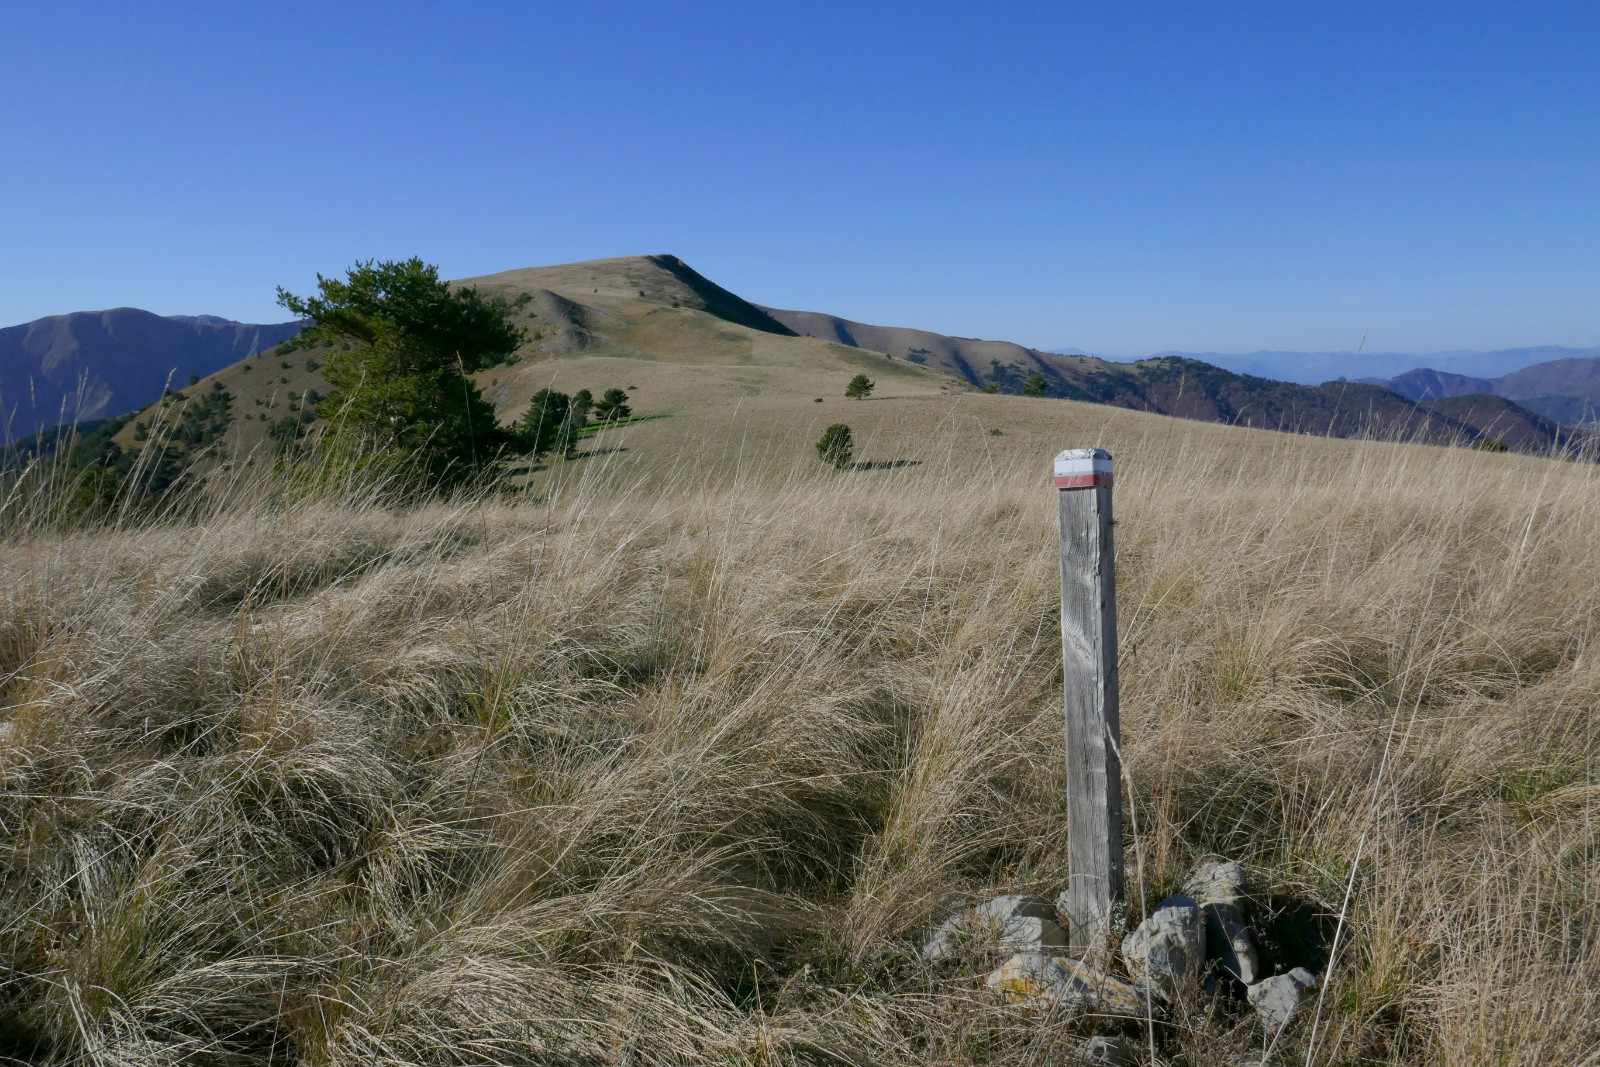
[3,1,1596,360]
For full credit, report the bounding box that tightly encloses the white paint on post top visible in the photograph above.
[1053,448,1113,490]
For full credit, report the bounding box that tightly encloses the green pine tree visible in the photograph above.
[276,257,524,488]
[815,423,854,470]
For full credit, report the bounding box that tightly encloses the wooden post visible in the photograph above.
[1054,448,1124,952]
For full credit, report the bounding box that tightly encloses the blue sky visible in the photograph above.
[4,1,1596,357]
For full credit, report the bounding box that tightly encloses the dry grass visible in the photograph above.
[2,419,1598,1066]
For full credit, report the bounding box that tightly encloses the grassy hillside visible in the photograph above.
[96,256,1589,486]
[5,322,1600,1064]
[150,256,947,464]
[767,307,1590,456]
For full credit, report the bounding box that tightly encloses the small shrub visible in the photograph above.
[845,374,874,400]
[815,423,853,470]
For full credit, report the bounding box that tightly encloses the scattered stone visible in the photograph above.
[1247,966,1317,1031]
[986,952,1162,1019]
[1184,859,1260,985]
[974,894,1058,923]
[922,895,1064,961]
[1079,1034,1139,1065]
[1183,859,1247,905]
[1120,894,1204,999]
[995,914,1069,954]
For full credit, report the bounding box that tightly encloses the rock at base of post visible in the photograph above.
[1183,859,1260,985]
[985,952,1163,1020]
[1247,966,1318,1031]
[922,895,1067,961]
[1120,894,1204,999]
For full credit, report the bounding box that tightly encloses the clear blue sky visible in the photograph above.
[4,1,1596,357]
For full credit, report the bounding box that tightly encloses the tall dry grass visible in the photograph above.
[1,427,1598,1065]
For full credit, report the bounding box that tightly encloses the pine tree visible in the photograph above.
[815,423,854,470]
[275,257,523,487]
[594,387,632,421]
[519,389,570,460]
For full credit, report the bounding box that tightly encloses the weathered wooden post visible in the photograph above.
[1054,448,1124,952]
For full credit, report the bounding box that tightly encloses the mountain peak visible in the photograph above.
[456,254,796,337]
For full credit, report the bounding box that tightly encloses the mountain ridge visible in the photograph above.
[765,305,1589,455]
[0,307,301,442]
[9,255,1594,460]
[1081,344,1600,385]
[1372,355,1600,425]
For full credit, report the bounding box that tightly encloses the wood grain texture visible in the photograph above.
[1057,480,1124,950]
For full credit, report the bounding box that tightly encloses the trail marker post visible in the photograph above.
[1054,448,1124,952]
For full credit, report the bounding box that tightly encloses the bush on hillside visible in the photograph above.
[845,374,874,400]
[816,423,854,469]
[276,257,524,489]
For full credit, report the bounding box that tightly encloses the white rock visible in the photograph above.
[1183,860,1259,984]
[986,952,1162,1019]
[922,894,1063,961]
[1247,967,1318,1031]
[1183,859,1247,907]
[1205,903,1260,984]
[1080,1034,1139,1065]
[997,914,1069,954]
[1120,894,1203,999]
[973,893,1058,923]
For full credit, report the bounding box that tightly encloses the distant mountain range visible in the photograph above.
[1096,346,1600,386]
[1364,357,1600,426]
[765,307,1590,454]
[0,308,301,441]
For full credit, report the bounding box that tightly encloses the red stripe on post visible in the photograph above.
[1054,473,1114,490]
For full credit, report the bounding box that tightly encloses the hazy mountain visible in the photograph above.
[1374,355,1600,425]
[1100,345,1600,386]
[0,307,302,441]
[1375,368,1497,401]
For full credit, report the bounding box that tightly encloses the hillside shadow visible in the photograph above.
[851,459,922,472]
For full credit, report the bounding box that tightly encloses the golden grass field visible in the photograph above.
[5,381,1599,1065]
[6,258,1600,1064]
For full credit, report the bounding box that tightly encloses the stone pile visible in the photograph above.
[923,859,1322,1060]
